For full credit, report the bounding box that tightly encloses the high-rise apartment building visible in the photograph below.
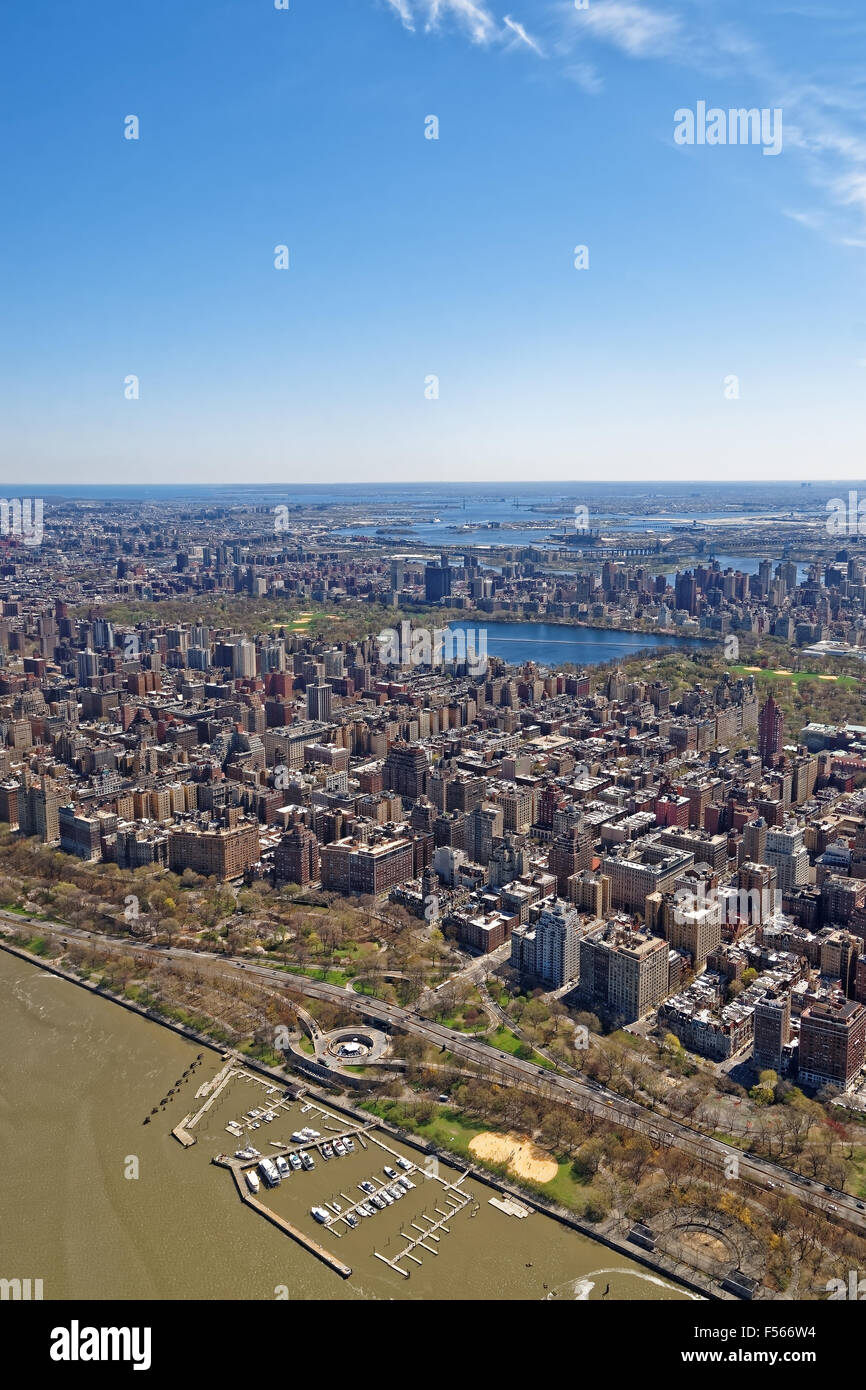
[766,823,809,892]
[798,998,866,1092]
[753,990,791,1072]
[577,922,670,1021]
[383,743,428,800]
[758,694,784,765]
[510,898,584,988]
[306,682,333,722]
[424,557,452,604]
[274,823,320,886]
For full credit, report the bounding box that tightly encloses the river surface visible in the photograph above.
[0,952,695,1301]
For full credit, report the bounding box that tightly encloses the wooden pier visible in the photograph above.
[372,1174,472,1278]
[171,1116,196,1147]
[215,1157,352,1279]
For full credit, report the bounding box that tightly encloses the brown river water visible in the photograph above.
[0,951,696,1301]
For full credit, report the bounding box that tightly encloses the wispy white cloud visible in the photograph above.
[503,14,544,56]
[380,1,539,51]
[433,0,498,44]
[578,2,682,59]
[783,208,826,230]
[377,0,866,245]
[385,0,415,31]
[563,61,604,95]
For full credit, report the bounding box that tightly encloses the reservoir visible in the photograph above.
[0,951,694,1300]
[448,621,707,670]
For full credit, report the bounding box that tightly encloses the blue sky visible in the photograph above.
[1,0,865,484]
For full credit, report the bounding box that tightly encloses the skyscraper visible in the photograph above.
[274,823,320,886]
[306,682,333,722]
[758,694,784,765]
[424,557,452,604]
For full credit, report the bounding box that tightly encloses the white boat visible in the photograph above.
[288,1151,301,1171]
[383,1165,397,1179]
[397,1156,412,1170]
[257,1158,281,1188]
[275,1156,291,1179]
[311,1206,331,1225]
[245,1170,260,1193]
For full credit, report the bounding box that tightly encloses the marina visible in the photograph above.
[0,948,695,1301]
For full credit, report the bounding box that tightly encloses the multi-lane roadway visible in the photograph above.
[4,911,864,1232]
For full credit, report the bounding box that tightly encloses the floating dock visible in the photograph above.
[489,1195,531,1218]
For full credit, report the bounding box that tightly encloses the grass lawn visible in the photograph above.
[488,1025,555,1068]
[847,1146,866,1198]
[436,1010,488,1034]
[362,1099,485,1156]
[361,1100,605,1215]
[608,1029,647,1051]
[270,962,351,987]
[731,665,860,688]
[434,987,489,1034]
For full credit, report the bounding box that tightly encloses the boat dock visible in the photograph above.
[171,1117,196,1147]
[489,1195,531,1218]
[215,1156,352,1279]
[185,1060,238,1130]
[372,1173,472,1278]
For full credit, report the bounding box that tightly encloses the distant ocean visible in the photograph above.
[10,481,844,505]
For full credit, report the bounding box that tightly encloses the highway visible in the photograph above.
[4,910,864,1234]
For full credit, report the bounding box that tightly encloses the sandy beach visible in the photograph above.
[469,1131,559,1183]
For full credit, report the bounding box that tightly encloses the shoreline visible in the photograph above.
[0,934,725,1302]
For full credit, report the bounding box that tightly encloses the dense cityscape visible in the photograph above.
[2,485,866,1311]
[6,0,866,1354]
